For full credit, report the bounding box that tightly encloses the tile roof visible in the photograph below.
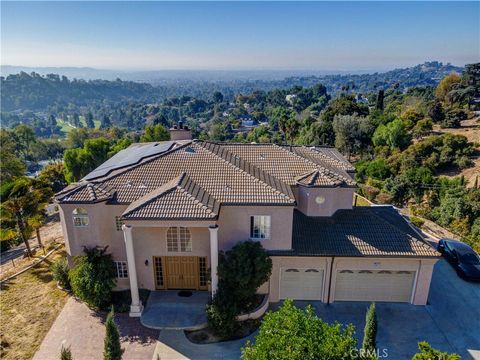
[217,143,354,187]
[268,207,439,258]
[58,141,296,207]
[122,173,219,220]
[55,141,356,215]
[57,183,113,203]
[290,146,356,173]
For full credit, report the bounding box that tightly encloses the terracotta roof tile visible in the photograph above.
[122,173,219,220]
[218,143,354,186]
[56,183,113,203]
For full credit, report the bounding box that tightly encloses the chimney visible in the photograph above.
[169,120,192,141]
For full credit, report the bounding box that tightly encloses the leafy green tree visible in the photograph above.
[38,162,67,193]
[361,303,378,359]
[140,124,170,142]
[13,124,37,161]
[69,246,116,309]
[0,177,52,256]
[321,94,369,123]
[212,91,224,103]
[372,119,411,150]
[376,90,384,111]
[279,114,300,144]
[108,138,132,157]
[63,137,111,182]
[428,101,445,124]
[436,73,461,104]
[101,115,112,129]
[104,307,123,360]
[242,299,357,360]
[85,112,95,129]
[297,118,335,146]
[412,342,460,360]
[0,129,26,183]
[333,114,374,156]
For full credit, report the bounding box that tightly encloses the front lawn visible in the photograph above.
[0,248,69,360]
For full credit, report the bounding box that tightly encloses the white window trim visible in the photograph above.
[166,227,193,253]
[250,215,271,240]
[114,261,128,278]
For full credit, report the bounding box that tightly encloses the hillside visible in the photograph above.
[0,62,463,114]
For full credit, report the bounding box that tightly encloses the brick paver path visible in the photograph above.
[33,298,159,360]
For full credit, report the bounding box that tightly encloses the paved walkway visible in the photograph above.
[153,329,255,359]
[141,291,209,330]
[33,298,159,360]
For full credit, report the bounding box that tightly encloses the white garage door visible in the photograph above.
[334,270,415,303]
[280,268,324,300]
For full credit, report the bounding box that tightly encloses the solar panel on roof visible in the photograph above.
[83,141,176,180]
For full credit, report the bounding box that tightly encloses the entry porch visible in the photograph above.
[140,290,210,330]
[121,220,219,317]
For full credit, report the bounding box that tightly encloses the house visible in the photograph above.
[56,140,439,317]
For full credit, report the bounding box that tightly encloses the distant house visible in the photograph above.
[285,94,297,105]
[56,141,438,317]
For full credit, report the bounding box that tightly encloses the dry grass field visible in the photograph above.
[0,248,68,360]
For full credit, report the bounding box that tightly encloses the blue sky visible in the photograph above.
[1,1,479,71]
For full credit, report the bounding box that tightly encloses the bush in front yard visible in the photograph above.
[217,240,272,312]
[206,291,238,339]
[207,241,272,339]
[69,246,116,309]
[412,342,460,360]
[242,299,357,360]
[51,258,71,291]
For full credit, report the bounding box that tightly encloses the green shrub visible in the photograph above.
[51,258,71,290]
[242,299,357,360]
[60,345,73,360]
[207,241,272,339]
[104,307,123,360]
[206,292,239,339]
[69,246,116,309]
[410,216,425,228]
[412,342,460,360]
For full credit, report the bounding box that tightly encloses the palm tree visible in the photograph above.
[0,177,52,257]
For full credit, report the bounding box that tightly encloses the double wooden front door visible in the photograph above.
[154,256,207,290]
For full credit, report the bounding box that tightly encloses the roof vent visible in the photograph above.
[259,154,266,160]
[185,147,196,154]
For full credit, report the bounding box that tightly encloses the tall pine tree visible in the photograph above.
[361,302,378,359]
[104,307,122,360]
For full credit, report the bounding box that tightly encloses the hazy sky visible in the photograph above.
[1,1,479,71]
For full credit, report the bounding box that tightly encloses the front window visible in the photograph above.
[72,208,89,227]
[114,261,128,278]
[167,227,192,252]
[250,215,271,240]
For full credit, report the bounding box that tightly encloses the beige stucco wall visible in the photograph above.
[217,205,294,251]
[296,186,354,217]
[58,202,128,260]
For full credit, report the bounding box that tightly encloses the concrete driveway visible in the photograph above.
[272,259,479,360]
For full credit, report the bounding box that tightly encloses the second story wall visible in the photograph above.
[217,205,294,251]
[59,202,128,260]
[296,186,354,217]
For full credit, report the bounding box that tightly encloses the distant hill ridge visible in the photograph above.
[0,61,464,112]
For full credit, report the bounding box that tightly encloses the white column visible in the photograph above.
[122,224,143,317]
[209,225,219,298]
